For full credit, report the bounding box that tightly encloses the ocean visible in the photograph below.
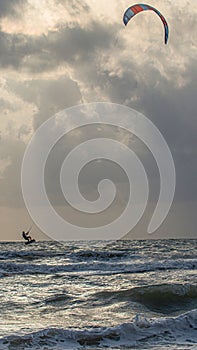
[0,239,196,349]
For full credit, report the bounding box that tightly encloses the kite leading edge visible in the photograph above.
[123,4,169,44]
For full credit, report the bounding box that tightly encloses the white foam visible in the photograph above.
[0,309,196,349]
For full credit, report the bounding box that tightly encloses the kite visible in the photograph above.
[123,4,169,44]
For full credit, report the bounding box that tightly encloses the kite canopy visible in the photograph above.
[123,3,169,44]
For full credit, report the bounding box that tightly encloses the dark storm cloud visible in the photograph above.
[3,28,196,207]
[128,60,197,203]
[26,21,117,73]
[0,0,26,18]
[0,42,82,206]
[47,22,115,62]
[0,21,116,71]
[0,74,82,209]
[70,40,196,207]
[0,31,42,69]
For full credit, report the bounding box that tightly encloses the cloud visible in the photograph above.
[0,136,26,207]
[6,75,82,129]
[0,0,26,18]
[55,0,90,16]
[0,20,117,72]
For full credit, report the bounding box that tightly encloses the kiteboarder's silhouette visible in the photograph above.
[22,230,32,242]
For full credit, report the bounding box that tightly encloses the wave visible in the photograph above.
[72,249,130,260]
[0,239,195,262]
[0,247,131,263]
[0,309,196,349]
[36,293,72,306]
[0,257,196,277]
[0,250,66,262]
[92,283,197,314]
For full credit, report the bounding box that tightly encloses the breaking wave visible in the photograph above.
[0,310,196,349]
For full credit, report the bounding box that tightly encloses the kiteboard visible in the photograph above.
[25,239,36,245]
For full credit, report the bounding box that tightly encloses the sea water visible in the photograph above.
[0,239,196,349]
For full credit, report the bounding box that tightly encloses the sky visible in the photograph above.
[0,0,196,241]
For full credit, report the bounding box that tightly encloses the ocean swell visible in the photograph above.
[92,283,197,314]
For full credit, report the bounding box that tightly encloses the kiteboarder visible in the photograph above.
[22,230,32,242]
